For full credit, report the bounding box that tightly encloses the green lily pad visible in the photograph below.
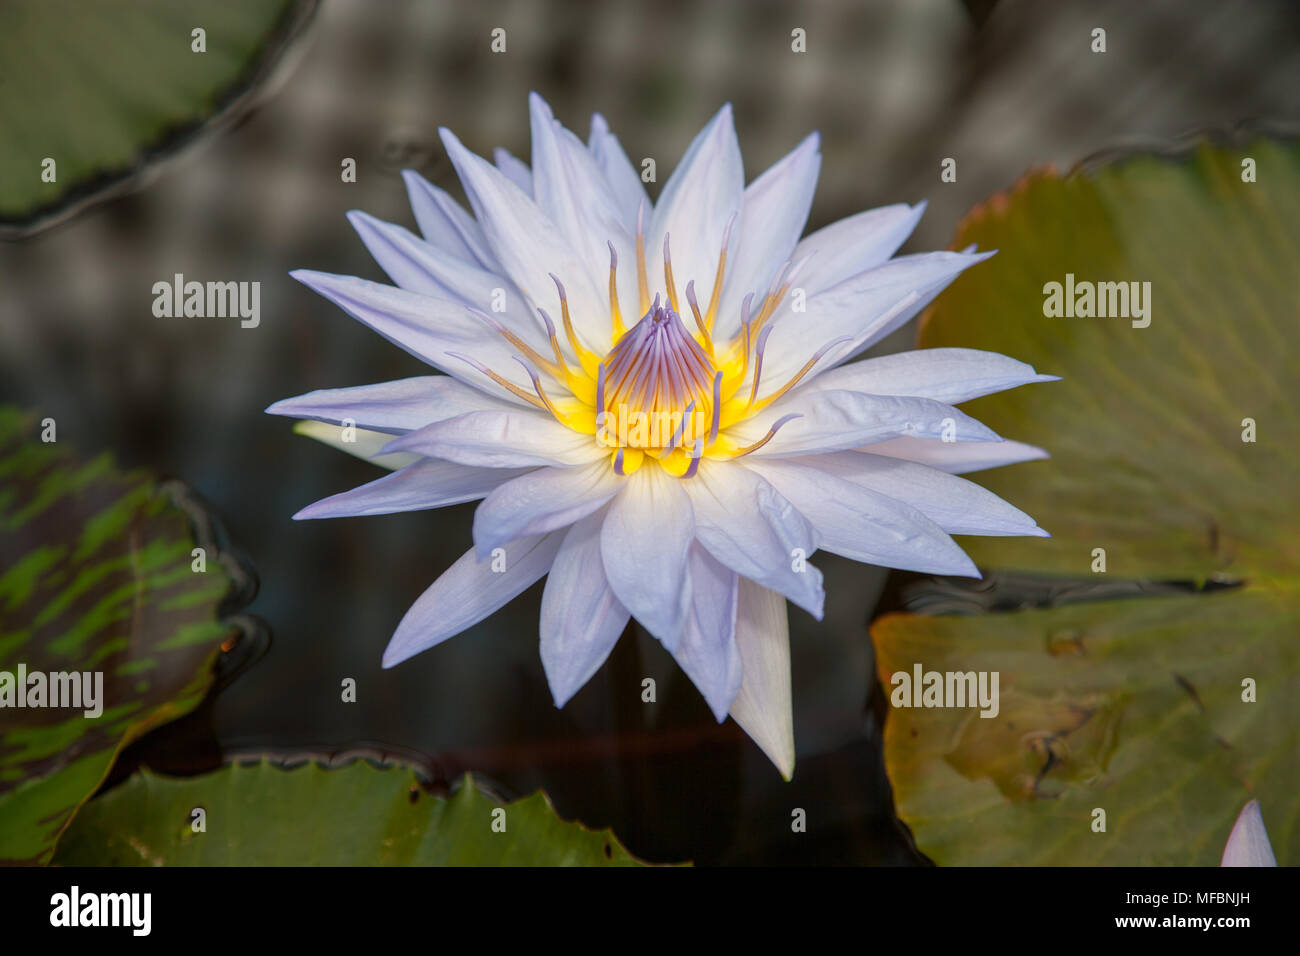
[876,136,1299,865]
[0,0,313,235]
[0,408,241,863]
[54,760,655,866]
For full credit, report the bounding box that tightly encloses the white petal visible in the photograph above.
[539,510,630,707]
[645,104,744,306]
[267,375,515,434]
[440,128,610,349]
[472,459,623,557]
[383,409,607,468]
[401,169,495,268]
[758,250,995,389]
[528,94,635,322]
[289,269,544,402]
[743,459,980,577]
[791,202,926,296]
[493,146,533,193]
[346,211,533,323]
[798,452,1047,537]
[1221,800,1278,867]
[588,112,650,230]
[599,465,694,649]
[715,133,821,340]
[802,348,1059,406]
[292,420,419,471]
[728,580,795,779]
[669,545,742,721]
[295,459,528,520]
[731,389,1001,458]
[864,436,1049,474]
[682,460,825,619]
[382,531,564,667]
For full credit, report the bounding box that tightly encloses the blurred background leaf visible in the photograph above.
[54,759,654,865]
[0,408,248,863]
[876,136,1299,865]
[0,0,315,236]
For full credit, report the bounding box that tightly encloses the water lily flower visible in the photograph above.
[267,94,1055,778]
[1221,799,1277,866]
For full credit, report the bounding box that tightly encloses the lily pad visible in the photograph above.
[875,135,1299,865]
[54,760,653,866]
[0,408,242,863]
[0,0,314,236]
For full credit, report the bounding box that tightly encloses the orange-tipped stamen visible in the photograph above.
[635,200,649,314]
[471,309,561,378]
[726,413,803,458]
[703,213,735,332]
[662,233,680,313]
[548,273,599,376]
[446,351,545,409]
[607,241,626,341]
[749,335,853,413]
[684,280,714,356]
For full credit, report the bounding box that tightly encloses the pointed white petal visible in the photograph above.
[758,250,995,388]
[743,459,980,577]
[493,146,533,193]
[540,510,630,707]
[715,133,821,339]
[292,420,419,471]
[346,212,534,324]
[731,389,1001,459]
[645,104,744,304]
[728,580,795,779]
[383,410,607,468]
[289,269,544,403]
[382,531,564,667]
[863,436,1049,474]
[295,459,528,520]
[529,94,635,325]
[1221,800,1277,866]
[798,452,1047,537]
[588,112,650,230]
[400,169,495,268]
[682,460,825,619]
[599,465,694,650]
[267,375,516,434]
[670,545,742,721]
[804,348,1059,405]
[791,202,926,296]
[440,128,610,349]
[472,459,623,556]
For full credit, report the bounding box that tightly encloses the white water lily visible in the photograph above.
[268,94,1055,778]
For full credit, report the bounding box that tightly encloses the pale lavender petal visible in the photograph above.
[743,458,980,577]
[600,466,694,650]
[588,112,650,230]
[295,459,529,520]
[790,202,926,296]
[682,460,825,619]
[382,531,564,667]
[802,348,1059,405]
[539,509,630,707]
[289,269,544,402]
[401,168,495,268]
[440,127,610,348]
[493,146,533,194]
[728,579,795,779]
[669,545,742,722]
[864,436,1049,474]
[797,452,1048,537]
[384,410,607,468]
[1221,800,1277,866]
[266,375,515,434]
[715,132,821,339]
[731,390,1001,458]
[472,459,623,557]
[645,104,743,305]
[292,420,419,471]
